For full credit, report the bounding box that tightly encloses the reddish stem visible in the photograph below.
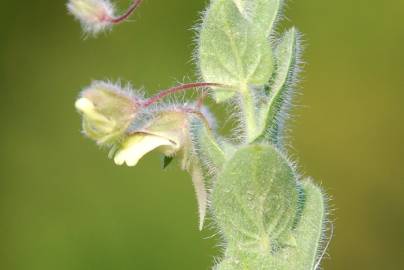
[143,82,229,107]
[109,0,144,24]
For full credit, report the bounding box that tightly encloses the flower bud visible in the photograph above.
[75,81,142,145]
[67,0,115,34]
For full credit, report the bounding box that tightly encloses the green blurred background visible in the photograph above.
[1,0,403,269]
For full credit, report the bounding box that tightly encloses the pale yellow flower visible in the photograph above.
[112,111,189,167]
[114,134,175,167]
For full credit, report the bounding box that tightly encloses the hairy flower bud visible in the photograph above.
[75,81,142,145]
[67,0,115,34]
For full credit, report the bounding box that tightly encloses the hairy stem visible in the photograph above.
[109,0,144,24]
[239,84,258,142]
[143,82,232,107]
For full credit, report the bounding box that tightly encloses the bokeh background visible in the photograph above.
[1,0,403,269]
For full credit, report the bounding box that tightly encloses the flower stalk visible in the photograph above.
[67,0,144,34]
[109,0,144,24]
[142,82,232,107]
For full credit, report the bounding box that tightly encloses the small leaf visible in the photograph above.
[256,28,301,146]
[269,179,326,270]
[188,115,226,230]
[199,0,281,102]
[284,179,326,270]
[189,116,226,175]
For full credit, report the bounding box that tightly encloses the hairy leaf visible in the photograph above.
[199,0,282,102]
[212,146,326,270]
[211,144,300,246]
[268,179,326,270]
[257,28,300,146]
[189,116,226,174]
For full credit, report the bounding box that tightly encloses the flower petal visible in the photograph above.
[75,98,111,124]
[114,134,174,167]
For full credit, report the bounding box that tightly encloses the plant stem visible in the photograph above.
[110,0,144,24]
[143,82,230,107]
[240,84,258,142]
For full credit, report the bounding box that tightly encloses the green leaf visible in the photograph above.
[289,179,326,270]
[270,179,327,270]
[211,144,326,270]
[232,0,283,36]
[211,144,300,247]
[188,116,226,230]
[256,28,300,146]
[189,116,226,174]
[199,0,281,102]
